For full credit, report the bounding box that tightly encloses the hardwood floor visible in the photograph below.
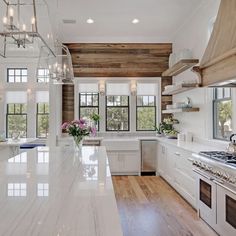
[112,176,217,236]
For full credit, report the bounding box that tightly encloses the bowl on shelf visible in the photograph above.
[172,102,186,109]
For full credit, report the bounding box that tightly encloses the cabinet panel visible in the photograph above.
[121,151,140,173]
[106,151,120,173]
[165,148,176,186]
[106,151,140,175]
[157,144,166,177]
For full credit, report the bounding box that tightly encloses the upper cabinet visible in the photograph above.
[193,0,236,87]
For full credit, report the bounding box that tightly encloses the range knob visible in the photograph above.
[208,166,213,173]
[216,170,223,178]
[229,178,236,184]
[222,173,230,181]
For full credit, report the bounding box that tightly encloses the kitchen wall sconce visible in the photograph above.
[130,80,137,96]
[27,88,33,101]
[99,80,105,96]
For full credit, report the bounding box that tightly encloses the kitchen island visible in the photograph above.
[0,138,37,158]
[0,146,123,236]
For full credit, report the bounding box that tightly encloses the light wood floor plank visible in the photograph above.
[112,176,217,236]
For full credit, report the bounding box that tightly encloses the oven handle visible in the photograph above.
[213,180,236,195]
[193,168,215,181]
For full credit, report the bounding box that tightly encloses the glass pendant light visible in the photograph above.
[0,0,55,58]
[37,42,74,84]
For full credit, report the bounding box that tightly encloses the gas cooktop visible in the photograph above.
[199,151,236,166]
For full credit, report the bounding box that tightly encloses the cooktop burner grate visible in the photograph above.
[199,151,236,166]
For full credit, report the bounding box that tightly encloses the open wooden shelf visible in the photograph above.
[162,83,201,95]
[162,107,200,114]
[162,59,199,77]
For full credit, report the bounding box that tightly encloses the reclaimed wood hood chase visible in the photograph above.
[193,0,236,87]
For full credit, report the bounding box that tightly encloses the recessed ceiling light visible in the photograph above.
[86,18,94,24]
[132,18,139,24]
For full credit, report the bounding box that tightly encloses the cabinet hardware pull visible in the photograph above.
[213,180,236,195]
[175,152,180,156]
[193,169,215,181]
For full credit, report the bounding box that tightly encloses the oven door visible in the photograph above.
[194,169,217,229]
[216,182,236,236]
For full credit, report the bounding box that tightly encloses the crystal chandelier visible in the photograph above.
[37,43,74,84]
[0,0,55,58]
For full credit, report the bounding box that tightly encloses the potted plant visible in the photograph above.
[159,117,179,139]
[61,119,96,150]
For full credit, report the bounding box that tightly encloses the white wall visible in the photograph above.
[171,0,230,140]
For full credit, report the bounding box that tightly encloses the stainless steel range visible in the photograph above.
[189,150,236,236]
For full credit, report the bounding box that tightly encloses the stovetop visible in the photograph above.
[199,151,236,166]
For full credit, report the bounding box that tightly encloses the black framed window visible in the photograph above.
[136,95,156,131]
[37,69,49,83]
[79,93,99,130]
[6,104,27,138]
[213,88,232,140]
[106,95,129,131]
[7,68,27,83]
[37,103,49,138]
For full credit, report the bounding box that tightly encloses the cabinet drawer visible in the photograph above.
[175,155,195,179]
[175,168,196,198]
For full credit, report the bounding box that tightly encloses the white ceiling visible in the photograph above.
[48,0,205,43]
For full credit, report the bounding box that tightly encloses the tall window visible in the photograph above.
[136,83,157,131]
[7,68,27,83]
[78,83,99,129]
[6,103,27,138]
[213,88,233,140]
[37,103,49,138]
[79,93,99,128]
[36,91,49,138]
[106,83,130,131]
[37,69,49,83]
[106,95,129,131]
[137,96,156,131]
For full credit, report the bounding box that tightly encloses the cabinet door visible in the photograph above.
[165,147,176,185]
[106,151,120,174]
[121,151,140,174]
[157,144,166,177]
[172,148,197,208]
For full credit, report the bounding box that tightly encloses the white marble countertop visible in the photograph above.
[154,136,226,153]
[0,146,123,236]
[0,138,37,146]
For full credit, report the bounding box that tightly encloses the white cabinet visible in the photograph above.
[157,142,197,209]
[157,143,175,187]
[103,139,140,175]
[107,150,140,175]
